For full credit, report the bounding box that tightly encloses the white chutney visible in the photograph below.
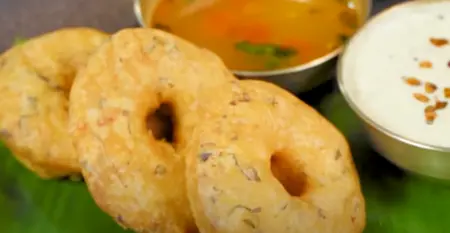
[341,1,450,148]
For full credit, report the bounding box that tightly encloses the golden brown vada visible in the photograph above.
[0,28,109,178]
[68,28,233,233]
[183,79,366,233]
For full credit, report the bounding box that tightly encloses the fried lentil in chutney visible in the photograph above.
[150,0,361,71]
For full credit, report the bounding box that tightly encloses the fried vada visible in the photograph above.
[68,28,234,233]
[183,79,366,233]
[0,28,109,178]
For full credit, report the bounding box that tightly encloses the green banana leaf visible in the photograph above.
[1,85,450,233]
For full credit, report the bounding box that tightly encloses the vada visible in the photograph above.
[183,79,366,233]
[68,28,233,233]
[0,28,109,178]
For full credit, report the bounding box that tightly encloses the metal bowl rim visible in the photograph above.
[337,0,450,153]
[133,0,373,77]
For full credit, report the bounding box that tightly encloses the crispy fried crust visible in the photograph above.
[184,79,366,233]
[68,27,364,233]
[68,28,233,233]
[0,28,109,178]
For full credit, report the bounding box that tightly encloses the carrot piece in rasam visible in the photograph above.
[201,10,236,37]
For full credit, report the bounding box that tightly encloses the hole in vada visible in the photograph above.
[270,153,307,197]
[146,103,175,143]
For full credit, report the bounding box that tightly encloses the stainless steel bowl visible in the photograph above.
[338,0,450,180]
[134,0,373,93]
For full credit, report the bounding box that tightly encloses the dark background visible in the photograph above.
[0,0,403,52]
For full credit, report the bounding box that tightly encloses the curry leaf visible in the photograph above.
[235,41,297,59]
[273,46,297,58]
[235,41,276,56]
